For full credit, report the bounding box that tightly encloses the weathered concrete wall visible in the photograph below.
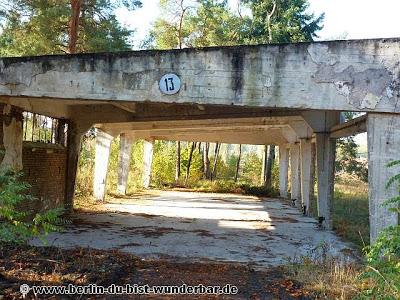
[1,39,400,113]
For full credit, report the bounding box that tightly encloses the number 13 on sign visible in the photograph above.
[159,73,181,95]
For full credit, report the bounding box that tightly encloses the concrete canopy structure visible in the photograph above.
[1,38,399,243]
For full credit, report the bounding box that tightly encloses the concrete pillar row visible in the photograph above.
[300,138,313,215]
[93,130,114,201]
[143,139,154,189]
[315,132,336,230]
[367,113,400,243]
[117,133,134,195]
[0,104,23,171]
[289,143,301,207]
[279,145,289,198]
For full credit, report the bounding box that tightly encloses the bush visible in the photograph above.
[0,169,65,244]
[361,160,400,299]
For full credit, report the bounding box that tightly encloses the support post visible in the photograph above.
[279,145,289,198]
[143,139,154,189]
[0,105,23,171]
[117,133,133,195]
[65,121,89,210]
[300,138,312,215]
[93,130,113,201]
[290,143,301,207]
[315,133,336,229]
[367,113,400,243]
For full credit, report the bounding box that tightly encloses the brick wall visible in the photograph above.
[0,113,67,210]
[22,143,67,210]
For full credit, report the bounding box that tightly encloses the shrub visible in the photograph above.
[361,160,400,299]
[0,169,65,244]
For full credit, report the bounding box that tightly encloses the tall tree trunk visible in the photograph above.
[211,143,220,181]
[234,144,242,182]
[69,0,82,54]
[265,145,276,189]
[175,141,181,184]
[261,145,268,185]
[204,142,211,179]
[266,0,277,42]
[185,142,196,185]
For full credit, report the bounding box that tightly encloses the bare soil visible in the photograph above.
[0,244,312,299]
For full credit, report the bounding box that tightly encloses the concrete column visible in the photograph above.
[143,139,154,189]
[279,145,289,198]
[300,138,312,215]
[0,105,23,171]
[93,130,113,201]
[290,143,301,206]
[65,121,89,210]
[117,133,133,195]
[367,113,400,242]
[315,133,336,230]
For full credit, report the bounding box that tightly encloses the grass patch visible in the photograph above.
[333,175,369,250]
[158,179,279,198]
[284,255,365,299]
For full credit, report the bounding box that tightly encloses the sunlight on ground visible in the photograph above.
[218,220,275,230]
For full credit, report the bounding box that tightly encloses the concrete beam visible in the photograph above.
[279,145,289,198]
[288,120,313,139]
[300,138,313,215]
[143,139,154,189]
[367,113,400,242]
[330,114,367,138]
[290,143,301,206]
[2,39,400,113]
[0,105,23,171]
[97,116,303,133]
[280,126,299,143]
[117,133,134,195]
[129,128,289,146]
[315,133,336,229]
[302,111,341,133]
[93,130,114,201]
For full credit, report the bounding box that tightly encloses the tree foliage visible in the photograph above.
[0,169,65,244]
[336,112,368,182]
[147,0,250,49]
[242,0,324,43]
[0,0,142,56]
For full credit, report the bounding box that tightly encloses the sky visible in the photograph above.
[116,0,400,147]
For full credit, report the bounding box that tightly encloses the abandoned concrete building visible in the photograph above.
[0,38,399,243]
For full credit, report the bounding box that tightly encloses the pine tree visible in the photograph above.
[0,0,142,56]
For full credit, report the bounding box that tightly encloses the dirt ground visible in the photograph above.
[0,244,311,299]
[1,190,357,299]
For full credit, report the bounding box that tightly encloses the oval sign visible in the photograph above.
[159,73,181,95]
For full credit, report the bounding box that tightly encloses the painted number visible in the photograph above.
[159,73,181,95]
[164,77,175,91]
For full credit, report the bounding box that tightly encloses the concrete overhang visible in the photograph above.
[1,38,400,114]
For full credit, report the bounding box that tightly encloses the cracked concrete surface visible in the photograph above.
[31,191,356,267]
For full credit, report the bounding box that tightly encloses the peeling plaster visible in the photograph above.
[313,65,392,109]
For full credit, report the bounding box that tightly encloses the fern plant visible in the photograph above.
[0,169,66,244]
[360,160,400,299]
